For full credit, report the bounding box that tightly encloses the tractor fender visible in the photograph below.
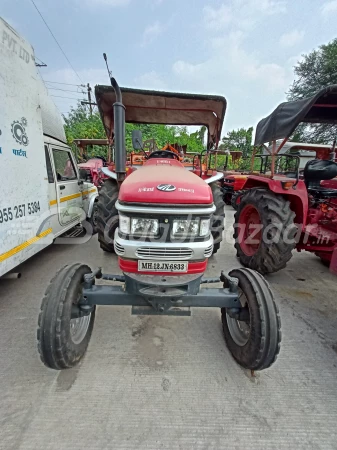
[101,167,117,180]
[204,172,224,184]
[242,176,308,227]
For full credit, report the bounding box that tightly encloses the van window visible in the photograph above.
[44,145,54,183]
[52,149,77,181]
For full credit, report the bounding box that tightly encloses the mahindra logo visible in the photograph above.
[157,184,176,192]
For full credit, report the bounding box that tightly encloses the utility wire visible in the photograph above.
[30,0,83,83]
[47,87,86,93]
[51,94,86,100]
[44,80,85,87]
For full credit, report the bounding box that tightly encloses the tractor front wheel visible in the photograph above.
[210,182,225,255]
[234,189,297,274]
[222,268,281,371]
[37,263,96,370]
[96,179,119,252]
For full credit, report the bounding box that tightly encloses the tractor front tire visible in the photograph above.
[234,189,297,274]
[211,183,225,255]
[96,179,119,253]
[37,263,96,370]
[222,268,281,371]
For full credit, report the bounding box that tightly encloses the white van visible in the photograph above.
[0,18,98,277]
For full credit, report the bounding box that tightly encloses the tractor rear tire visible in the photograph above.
[96,179,119,253]
[231,190,244,210]
[234,189,297,274]
[210,183,225,255]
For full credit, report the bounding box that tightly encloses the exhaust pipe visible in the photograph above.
[103,54,126,183]
[110,77,126,182]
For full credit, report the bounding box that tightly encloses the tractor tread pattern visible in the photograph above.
[234,189,297,274]
[224,268,282,370]
[96,179,119,252]
[37,263,95,370]
[231,190,244,210]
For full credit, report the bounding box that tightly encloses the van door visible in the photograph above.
[51,146,83,226]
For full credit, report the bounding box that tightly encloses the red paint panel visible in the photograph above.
[119,258,207,275]
[119,159,213,204]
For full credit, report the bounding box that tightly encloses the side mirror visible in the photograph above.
[132,129,143,150]
[79,168,88,181]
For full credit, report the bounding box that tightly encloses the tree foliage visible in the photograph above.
[63,104,206,159]
[287,39,337,143]
[218,127,253,169]
[220,127,253,156]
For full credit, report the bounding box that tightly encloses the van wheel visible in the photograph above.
[37,263,96,370]
[96,179,119,252]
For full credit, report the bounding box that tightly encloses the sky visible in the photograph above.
[2,0,337,136]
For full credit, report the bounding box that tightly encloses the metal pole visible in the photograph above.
[87,83,93,117]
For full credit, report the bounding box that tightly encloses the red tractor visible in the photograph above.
[37,63,281,373]
[225,141,331,210]
[221,151,249,209]
[75,138,111,188]
[222,173,248,209]
[234,85,337,275]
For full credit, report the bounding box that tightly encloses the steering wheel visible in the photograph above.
[148,150,180,160]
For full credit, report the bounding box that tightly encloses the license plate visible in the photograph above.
[138,260,188,272]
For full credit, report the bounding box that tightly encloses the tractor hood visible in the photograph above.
[119,160,213,205]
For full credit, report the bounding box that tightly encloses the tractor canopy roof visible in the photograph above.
[95,85,227,148]
[254,85,337,146]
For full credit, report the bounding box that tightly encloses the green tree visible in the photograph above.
[287,39,337,143]
[220,127,253,157]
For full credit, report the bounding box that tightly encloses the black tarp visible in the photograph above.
[254,85,337,146]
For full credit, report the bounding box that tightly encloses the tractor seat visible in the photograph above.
[304,159,337,198]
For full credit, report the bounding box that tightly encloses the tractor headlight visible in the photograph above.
[199,219,211,237]
[172,219,200,237]
[119,214,131,234]
[131,218,159,236]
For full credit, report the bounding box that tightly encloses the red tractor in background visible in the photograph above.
[234,85,337,275]
[221,151,249,210]
[222,173,248,209]
[75,138,111,188]
[37,58,281,373]
[225,141,333,210]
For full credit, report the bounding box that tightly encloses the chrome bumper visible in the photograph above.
[114,229,214,261]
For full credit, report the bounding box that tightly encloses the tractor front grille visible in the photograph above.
[136,247,193,260]
[114,241,125,255]
[204,245,213,258]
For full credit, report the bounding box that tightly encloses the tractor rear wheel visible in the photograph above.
[96,179,119,253]
[234,189,297,274]
[222,268,281,370]
[231,190,244,210]
[210,183,225,255]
